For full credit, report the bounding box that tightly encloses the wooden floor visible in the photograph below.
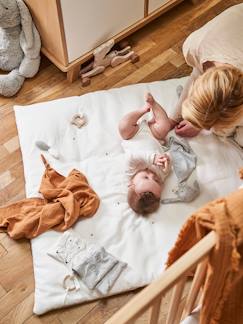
[0,0,241,323]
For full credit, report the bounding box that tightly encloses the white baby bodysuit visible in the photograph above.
[122,119,171,184]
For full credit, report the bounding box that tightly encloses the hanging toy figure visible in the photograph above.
[80,39,139,86]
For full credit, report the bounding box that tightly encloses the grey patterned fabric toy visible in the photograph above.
[0,0,41,97]
[161,136,200,204]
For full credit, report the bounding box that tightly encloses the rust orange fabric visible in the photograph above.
[166,169,243,324]
[0,156,100,239]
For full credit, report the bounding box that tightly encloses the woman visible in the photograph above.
[170,3,243,144]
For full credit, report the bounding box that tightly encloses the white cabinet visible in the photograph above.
[24,0,187,82]
[148,0,171,13]
[60,0,144,62]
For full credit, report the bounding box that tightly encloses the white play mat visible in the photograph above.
[14,78,243,314]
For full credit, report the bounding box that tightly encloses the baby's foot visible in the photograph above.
[146,92,167,117]
[139,104,150,115]
[145,92,155,107]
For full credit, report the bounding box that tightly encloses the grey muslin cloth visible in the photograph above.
[161,135,200,204]
[72,245,118,289]
[94,261,127,294]
[72,244,127,294]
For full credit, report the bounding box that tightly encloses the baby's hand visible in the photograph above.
[153,154,170,171]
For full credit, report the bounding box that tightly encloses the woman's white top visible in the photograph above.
[183,4,243,73]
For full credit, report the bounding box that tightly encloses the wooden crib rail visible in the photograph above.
[105,231,216,324]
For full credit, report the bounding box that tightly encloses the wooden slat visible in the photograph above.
[182,258,208,319]
[105,232,216,324]
[149,295,162,324]
[166,276,187,324]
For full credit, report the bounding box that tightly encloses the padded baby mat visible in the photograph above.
[14,78,243,314]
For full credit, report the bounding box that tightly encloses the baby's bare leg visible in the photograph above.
[119,105,150,139]
[146,93,171,140]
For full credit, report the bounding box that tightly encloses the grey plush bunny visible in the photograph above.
[0,0,41,97]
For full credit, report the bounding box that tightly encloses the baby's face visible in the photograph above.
[130,169,162,198]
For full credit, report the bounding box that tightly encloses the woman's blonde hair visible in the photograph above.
[182,66,243,131]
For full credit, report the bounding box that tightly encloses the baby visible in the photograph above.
[119,93,172,215]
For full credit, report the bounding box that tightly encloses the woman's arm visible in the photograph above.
[170,67,201,125]
[170,67,202,137]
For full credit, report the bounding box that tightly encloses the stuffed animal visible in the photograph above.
[0,0,41,97]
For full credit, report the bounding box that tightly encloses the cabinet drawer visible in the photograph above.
[148,0,170,13]
[60,0,144,63]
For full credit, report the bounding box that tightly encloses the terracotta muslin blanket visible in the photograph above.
[0,156,100,239]
[166,169,243,324]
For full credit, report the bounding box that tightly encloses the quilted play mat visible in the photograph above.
[14,77,243,314]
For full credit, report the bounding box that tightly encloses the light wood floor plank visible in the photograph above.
[0,279,34,319]
[0,171,14,191]
[0,293,34,324]
[58,301,98,324]
[4,136,20,154]
[0,284,7,299]
[0,243,7,258]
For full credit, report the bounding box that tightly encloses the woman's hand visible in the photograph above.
[168,118,178,130]
[175,120,201,137]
